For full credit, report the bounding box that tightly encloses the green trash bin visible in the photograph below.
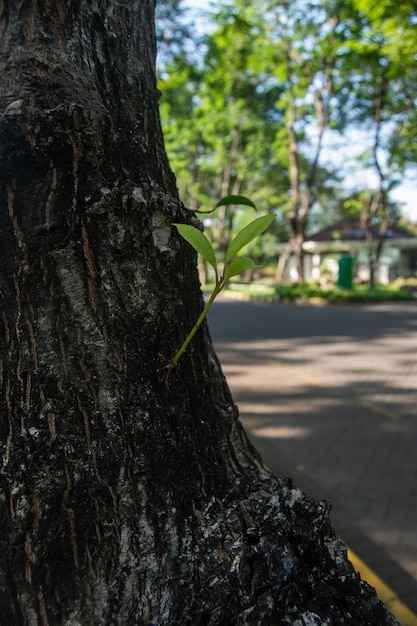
[338,256,353,289]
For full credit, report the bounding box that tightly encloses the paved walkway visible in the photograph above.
[208,299,417,619]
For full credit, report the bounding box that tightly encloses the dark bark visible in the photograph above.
[0,2,398,624]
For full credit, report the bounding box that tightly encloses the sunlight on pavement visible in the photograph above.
[250,425,310,439]
[303,374,327,387]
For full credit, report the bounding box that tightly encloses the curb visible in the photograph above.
[348,548,417,626]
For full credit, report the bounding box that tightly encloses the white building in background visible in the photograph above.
[278,223,417,284]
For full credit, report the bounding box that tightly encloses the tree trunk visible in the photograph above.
[0,2,398,624]
[275,241,293,282]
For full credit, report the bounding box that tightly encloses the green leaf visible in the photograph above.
[174,224,217,270]
[215,195,257,210]
[225,214,275,262]
[226,256,262,279]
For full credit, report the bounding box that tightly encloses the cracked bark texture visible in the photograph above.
[0,2,398,624]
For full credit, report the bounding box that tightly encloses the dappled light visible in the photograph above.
[209,299,417,613]
[250,425,311,439]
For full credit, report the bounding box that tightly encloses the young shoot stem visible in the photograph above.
[167,203,274,387]
[165,273,227,386]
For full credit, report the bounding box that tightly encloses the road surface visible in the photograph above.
[208,298,417,615]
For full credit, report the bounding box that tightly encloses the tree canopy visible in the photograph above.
[157,0,417,280]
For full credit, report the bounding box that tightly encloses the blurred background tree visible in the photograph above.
[156,0,417,284]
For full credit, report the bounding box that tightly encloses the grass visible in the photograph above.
[202,281,415,303]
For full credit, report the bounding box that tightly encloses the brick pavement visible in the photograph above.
[208,300,417,617]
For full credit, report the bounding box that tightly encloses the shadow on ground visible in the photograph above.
[208,300,417,614]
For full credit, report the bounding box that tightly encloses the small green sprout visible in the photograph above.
[166,195,274,384]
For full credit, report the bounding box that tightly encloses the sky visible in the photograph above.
[181,0,417,221]
[391,183,417,221]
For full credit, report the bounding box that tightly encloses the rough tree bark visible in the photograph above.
[0,2,398,624]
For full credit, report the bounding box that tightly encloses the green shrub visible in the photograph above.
[274,283,414,303]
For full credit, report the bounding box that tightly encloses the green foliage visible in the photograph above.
[158,0,417,284]
[215,194,257,211]
[225,214,274,262]
[274,283,414,303]
[173,204,274,287]
[226,256,262,279]
[397,216,417,237]
[158,0,288,240]
[167,196,274,380]
[174,224,218,275]
[335,0,417,172]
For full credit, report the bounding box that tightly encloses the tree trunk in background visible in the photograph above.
[0,2,398,624]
